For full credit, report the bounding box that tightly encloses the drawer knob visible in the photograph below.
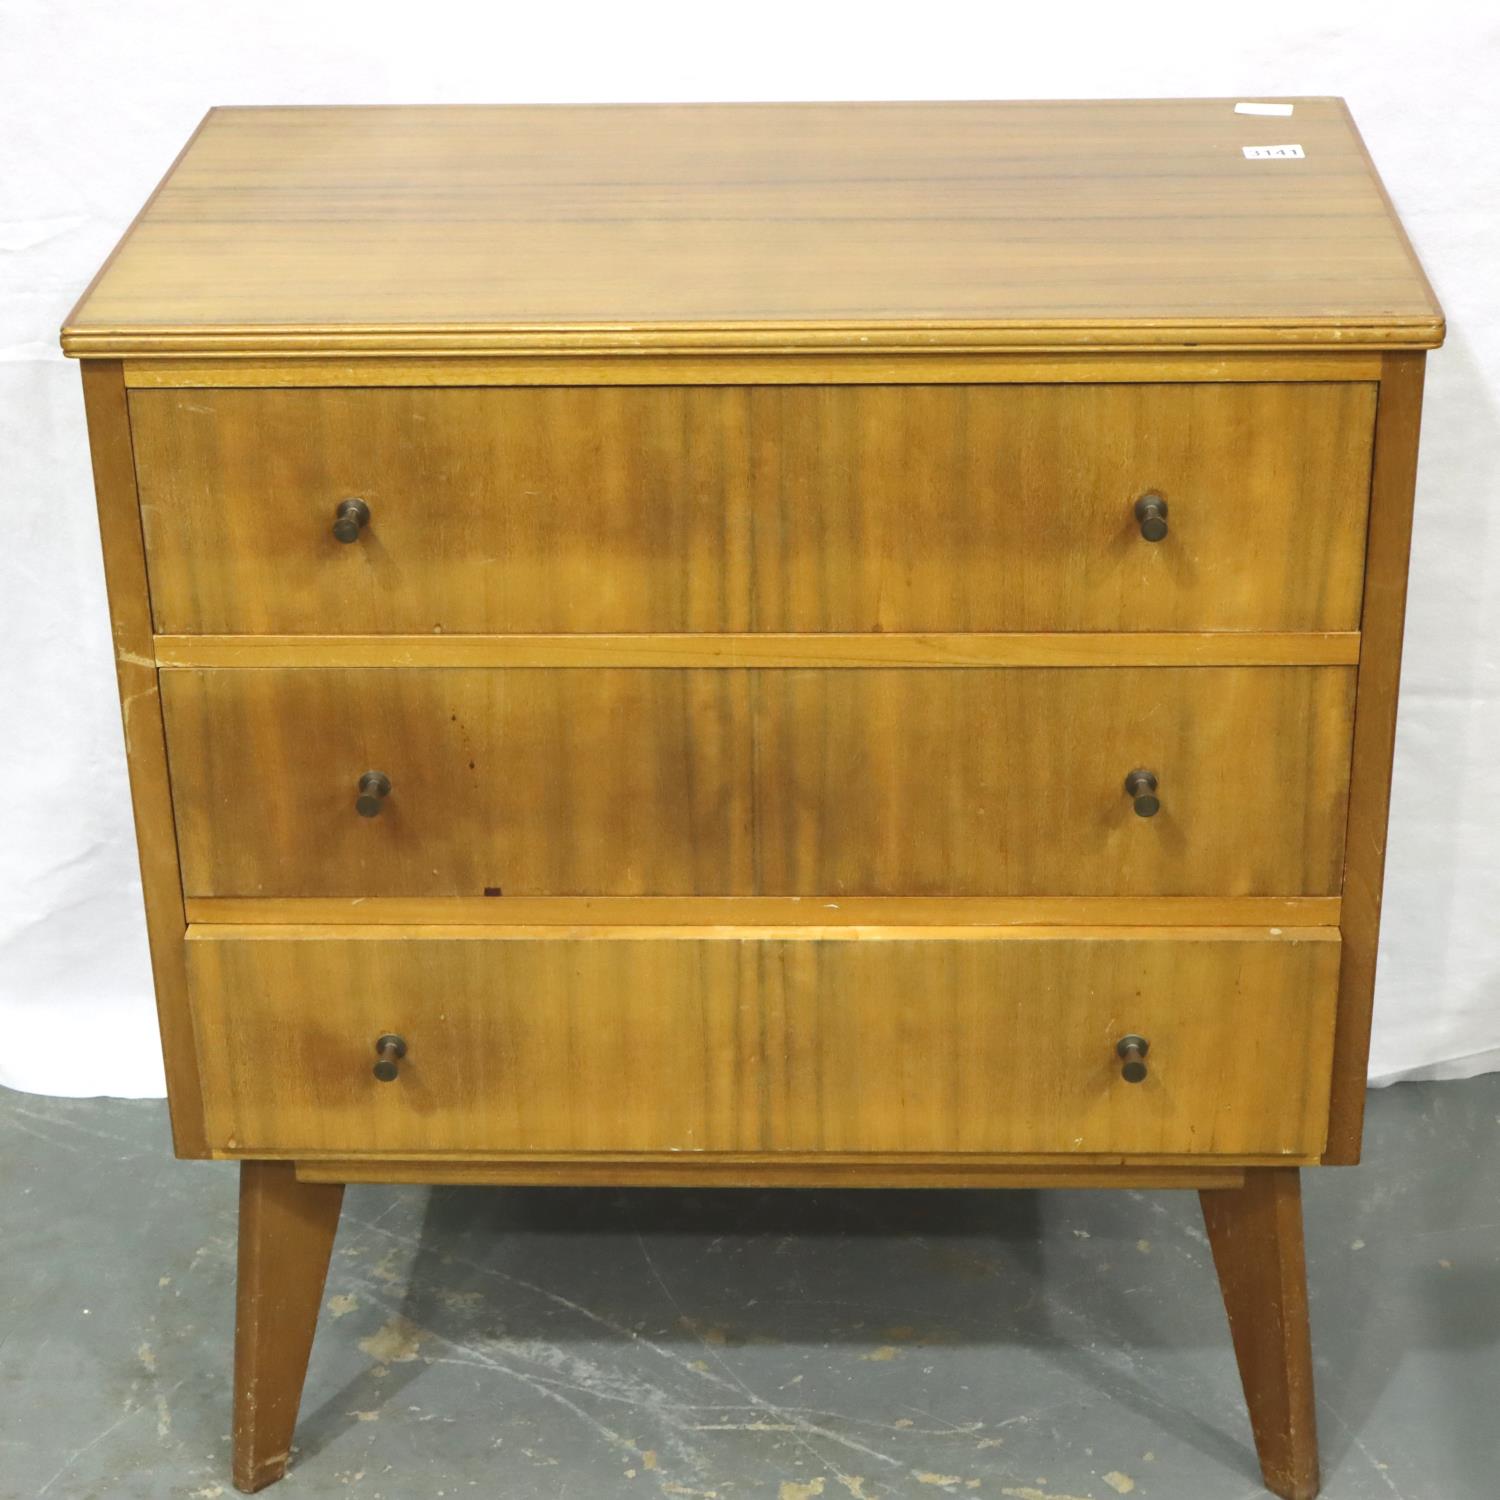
[1124,768,1160,818]
[332,496,371,543]
[1116,1035,1150,1083]
[1134,492,1169,542]
[373,1033,407,1082]
[356,770,392,817]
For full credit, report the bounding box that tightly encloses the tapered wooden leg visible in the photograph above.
[1200,1168,1320,1500]
[233,1161,345,1492]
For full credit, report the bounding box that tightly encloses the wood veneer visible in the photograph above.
[68,101,1440,1498]
[159,664,1356,899]
[129,381,1376,635]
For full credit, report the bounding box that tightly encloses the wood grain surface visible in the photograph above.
[296,1158,1254,1189]
[152,633,1362,670]
[159,665,1356,899]
[121,350,1385,389]
[62,101,1442,357]
[63,97,1442,1499]
[1324,352,1428,1163]
[182,895,1343,927]
[130,382,1376,636]
[187,925,1341,1159]
[232,1162,344,1492]
[80,362,208,1155]
[1201,1169,1320,1498]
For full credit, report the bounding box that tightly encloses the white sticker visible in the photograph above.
[1235,102,1295,116]
[1242,143,1305,159]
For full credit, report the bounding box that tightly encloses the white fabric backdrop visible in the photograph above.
[2,0,1496,1097]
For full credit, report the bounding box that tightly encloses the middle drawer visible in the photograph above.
[161,665,1354,898]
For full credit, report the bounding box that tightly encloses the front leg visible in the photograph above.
[1200,1167,1319,1500]
[233,1161,345,1492]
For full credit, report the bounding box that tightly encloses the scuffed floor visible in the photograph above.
[2,1077,1496,1499]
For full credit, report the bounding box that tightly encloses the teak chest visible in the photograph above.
[65,100,1442,1498]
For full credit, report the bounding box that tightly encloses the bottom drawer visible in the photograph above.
[187,926,1339,1160]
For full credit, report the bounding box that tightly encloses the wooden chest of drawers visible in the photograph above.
[65,100,1441,1498]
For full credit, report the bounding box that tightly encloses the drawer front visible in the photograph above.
[161,665,1355,898]
[131,383,1375,635]
[187,926,1340,1158]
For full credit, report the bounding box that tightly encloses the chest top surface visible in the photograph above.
[63,99,1441,358]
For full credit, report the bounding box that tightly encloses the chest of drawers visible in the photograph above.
[65,100,1441,1498]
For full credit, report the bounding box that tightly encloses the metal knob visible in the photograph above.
[1124,768,1160,818]
[373,1034,407,1083]
[1134,492,1169,542]
[1117,1035,1150,1083]
[355,770,391,817]
[332,497,371,543]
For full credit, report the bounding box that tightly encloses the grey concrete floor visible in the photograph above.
[2,1079,1497,1500]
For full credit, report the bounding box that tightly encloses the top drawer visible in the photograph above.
[130,382,1376,636]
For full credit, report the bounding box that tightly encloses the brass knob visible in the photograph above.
[1117,1035,1150,1083]
[1134,492,1169,542]
[1124,768,1160,818]
[373,1034,407,1082]
[332,497,371,543]
[356,770,391,817]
